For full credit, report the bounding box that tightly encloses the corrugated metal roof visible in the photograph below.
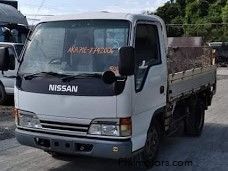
[168,37,203,47]
[0,3,28,25]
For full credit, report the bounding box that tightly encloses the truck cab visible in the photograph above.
[0,12,216,167]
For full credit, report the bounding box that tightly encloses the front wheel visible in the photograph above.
[137,120,161,168]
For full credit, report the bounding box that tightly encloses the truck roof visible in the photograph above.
[41,12,161,23]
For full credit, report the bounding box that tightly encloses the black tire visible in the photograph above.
[185,100,205,136]
[0,83,7,105]
[137,120,161,168]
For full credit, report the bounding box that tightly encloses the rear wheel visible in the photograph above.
[185,99,205,136]
[0,84,7,105]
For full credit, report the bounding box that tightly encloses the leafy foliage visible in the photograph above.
[154,0,228,42]
[222,1,228,22]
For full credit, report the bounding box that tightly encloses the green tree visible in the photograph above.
[221,2,228,41]
[222,2,228,22]
[153,0,228,41]
[208,3,223,23]
[155,2,181,24]
[198,0,209,17]
[168,16,185,36]
[176,0,186,16]
[185,1,199,23]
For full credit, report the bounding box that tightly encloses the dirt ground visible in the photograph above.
[0,96,15,141]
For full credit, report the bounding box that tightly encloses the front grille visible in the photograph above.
[40,120,89,135]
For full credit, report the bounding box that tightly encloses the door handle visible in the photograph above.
[160,86,165,94]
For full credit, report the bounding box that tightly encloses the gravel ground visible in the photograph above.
[0,67,227,171]
[0,109,15,140]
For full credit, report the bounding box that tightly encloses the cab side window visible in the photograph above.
[135,24,161,91]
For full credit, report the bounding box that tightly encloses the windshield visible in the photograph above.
[19,20,129,75]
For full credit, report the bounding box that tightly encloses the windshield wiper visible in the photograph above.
[61,73,102,82]
[23,72,66,80]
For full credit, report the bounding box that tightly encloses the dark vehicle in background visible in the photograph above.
[209,42,228,66]
[0,2,29,104]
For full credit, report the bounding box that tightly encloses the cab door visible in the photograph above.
[131,22,167,151]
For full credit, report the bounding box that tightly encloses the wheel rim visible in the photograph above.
[145,127,159,160]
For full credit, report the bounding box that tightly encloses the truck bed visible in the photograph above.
[168,65,217,101]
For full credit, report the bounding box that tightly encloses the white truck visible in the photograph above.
[0,12,216,167]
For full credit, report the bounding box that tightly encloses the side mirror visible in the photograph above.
[119,46,135,76]
[0,47,15,71]
[102,70,117,84]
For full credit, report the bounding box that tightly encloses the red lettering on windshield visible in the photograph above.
[67,46,114,55]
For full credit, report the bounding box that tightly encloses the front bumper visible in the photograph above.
[15,128,132,159]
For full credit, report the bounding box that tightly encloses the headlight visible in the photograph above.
[15,110,42,129]
[88,118,131,137]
